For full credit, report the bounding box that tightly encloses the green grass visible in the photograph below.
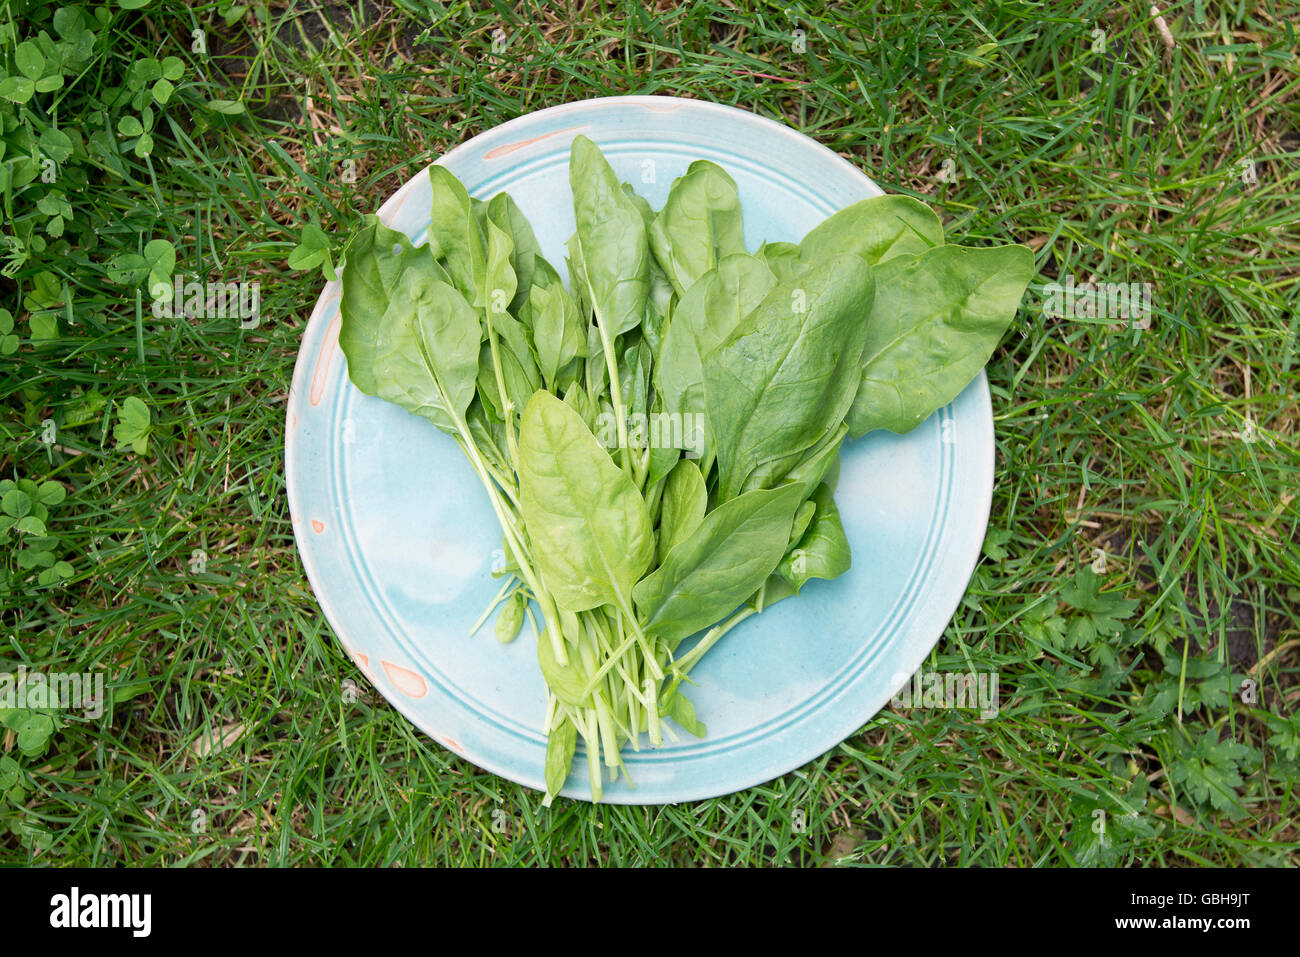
[1,0,1297,865]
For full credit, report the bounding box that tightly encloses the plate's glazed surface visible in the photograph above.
[285,96,994,803]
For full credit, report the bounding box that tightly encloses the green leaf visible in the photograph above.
[35,481,65,505]
[427,165,486,307]
[117,115,144,136]
[776,483,851,592]
[14,713,54,757]
[484,217,519,329]
[569,135,650,337]
[1060,566,1140,637]
[38,127,74,164]
[798,195,944,267]
[656,458,707,563]
[633,483,805,644]
[754,240,803,282]
[1021,598,1068,652]
[1168,729,1255,815]
[0,77,35,104]
[531,269,586,388]
[846,244,1035,437]
[118,0,153,9]
[543,718,577,803]
[152,77,175,104]
[1,489,32,518]
[486,192,543,315]
[536,615,592,708]
[15,41,45,80]
[648,159,747,297]
[113,396,151,454]
[205,99,245,115]
[338,219,479,435]
[662,685,706,737]
[517,391,654,614]
[0,755,20,793]
[161,56,185,80]
[143,238,175,286]
[63,389,108,428]
[287,245,323,271]
[107,252,149,285]
[656,252,777,456]
[494,591,526,643]
[288,222,330,268]
[704,253,875,500]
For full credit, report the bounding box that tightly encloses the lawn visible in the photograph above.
[0,0,1297,866]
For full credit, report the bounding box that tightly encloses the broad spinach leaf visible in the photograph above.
[568,135,650,337]
[649,159,747,298]
[656,458,707,564]
[846,243,1034,437]
[776,482,851,592]
[339,220,481,434]
[703,253,875,500]
[517,391,654,614]
[428,164,487,307]
[632,482,804,644]
[797,194,943,266]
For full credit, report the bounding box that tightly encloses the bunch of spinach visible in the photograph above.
[337,135,1034,802]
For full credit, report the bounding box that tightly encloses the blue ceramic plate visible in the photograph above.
[285,96,993,803]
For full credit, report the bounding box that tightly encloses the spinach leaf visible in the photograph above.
[661,684,706,737]
[536,615,593,708]
[797,194,944,266]
[531,278,586,389]
[428,165,487,307]
[568,135,650,337]
[483,217,519,324]
[643,392,684,492]
[846,243,1034,437]
[655,252,776,453]
[703,254,876,501]
[486,192,542,315]
[338,220,480,434]
[495,591,526,643]
[754,240,802,282]
[632,483,804,645]
[776,483,851,592]
[656,458,707,564]
[517,391,654,614]
[476,340,539,422]
[543,717,577,803]
[649,160,747,298]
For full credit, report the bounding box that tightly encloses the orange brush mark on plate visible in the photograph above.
[639,101,685,113]
[311,519,325,534]
[309,308,342,407]
[343,647,376,684]
[441,737,465,755]
[484,126,587,160]
[383,660,429,698]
